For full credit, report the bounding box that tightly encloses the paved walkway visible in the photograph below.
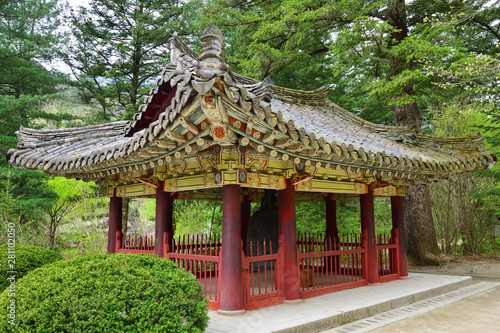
[322,281,499,332]
[206,273,478,333]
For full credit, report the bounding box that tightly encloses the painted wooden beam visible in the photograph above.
[154,139,177,149]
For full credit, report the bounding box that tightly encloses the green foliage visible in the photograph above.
[43,178,96,250]
[0,254,208,332]
[296,198,393,235]
[0,0,67,97]
[0,244,62,291]
[174,200,222,236]
[66,0,201,119]
[429,100,500,254]
[58,182,109,256]
[296,202,326,234]
[0,167,57,228]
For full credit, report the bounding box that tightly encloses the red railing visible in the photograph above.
[166,233,222,309]
[115,228,401,309]
[115,231,155,255]
[376,229,399,282]
[242,236,284,309]
[297,233,366,299]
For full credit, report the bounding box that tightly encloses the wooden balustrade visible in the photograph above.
[242,236,284,309]
[113,229,400,308]
[376,229,400,282]
[297,232,366,299]
[115,231,155,255]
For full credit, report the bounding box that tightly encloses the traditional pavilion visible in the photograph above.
[8,26,496,313]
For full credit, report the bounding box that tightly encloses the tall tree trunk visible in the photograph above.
[387,0,440,265]
[122,197,130,236]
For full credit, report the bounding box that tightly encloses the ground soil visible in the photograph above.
[409,254,500,277]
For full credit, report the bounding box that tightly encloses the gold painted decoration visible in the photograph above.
[355,183,368,193]
[290,172,312,185]
[305,164,316,175]
[118,172,133,183]
[204,173,216,187]
[245,155,268,171]
[246,172,259,187]
[198,151,217,171]
[373,186,398,196]
[144,184,156,194]
[116,186,126,197]
[268,175,285,189]
[295,178,312,191]
[163,178,177,192]
[138,175,160,188]
[104,186,114,197]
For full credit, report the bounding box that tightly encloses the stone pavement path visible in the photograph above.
[322,282,500,333]
[206,273,473,333]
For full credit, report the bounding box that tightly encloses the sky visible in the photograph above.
[66,0,89,8]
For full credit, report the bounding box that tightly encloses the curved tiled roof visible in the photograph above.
[7,26,496,183]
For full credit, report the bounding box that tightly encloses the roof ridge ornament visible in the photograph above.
[194,25,229,84]
[200,24,226,64]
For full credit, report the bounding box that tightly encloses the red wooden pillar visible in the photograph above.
[360,189,379,284]
[155,182,173,258]
[325,195,339,248]
[220,184,244,312]
[391,196,409,277]
[279,178,300,301]
[107,196,123,254]
[241,194,251,255]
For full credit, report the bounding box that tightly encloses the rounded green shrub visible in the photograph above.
[0,253,208,333]
[0,243,62,291]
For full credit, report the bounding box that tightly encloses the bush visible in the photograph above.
[0,254,208,333]
[0,243,62,291]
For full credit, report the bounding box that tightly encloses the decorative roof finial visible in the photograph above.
[200,25,226,64]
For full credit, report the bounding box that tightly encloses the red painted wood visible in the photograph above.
[325,196,339,248]
[220,184,244,311]
[279,178,300,300]
[241,195,251,255]
[391,196,408,277]
[107,196,123,254]
[115,231,123,253]
[360,190,379,284]
[155,183,173,258]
